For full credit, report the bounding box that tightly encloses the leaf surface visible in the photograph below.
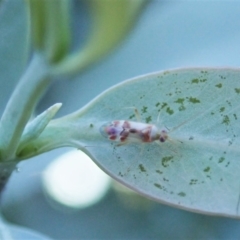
[19,68,240,217]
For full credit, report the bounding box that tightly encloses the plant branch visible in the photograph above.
[0,53,51,161]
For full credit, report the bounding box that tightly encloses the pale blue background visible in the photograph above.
[2,0,240,239]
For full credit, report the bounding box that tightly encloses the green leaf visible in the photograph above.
[26,0,71,63]
[0,53,51,161]
[17,68,240,217]
[0,0,29,161]
[18,103,62,152]
[53,0,147,75]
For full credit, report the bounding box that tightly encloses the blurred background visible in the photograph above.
[2,0,240,239]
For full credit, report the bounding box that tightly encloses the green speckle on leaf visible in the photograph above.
[215,83,222,88]
[175,88,181,94]
[162,156,174,167]
[141,106,147,113]
[163,177,169,182]
[161,102,167,109]
[175,98,185,104]
[156,170,163,174]
[233,113,237,120]
[174,98,186,111]
[139,164,146,172]
[189,179,198,185]
[191,79,199,84]
[226,100,232,107]
[155,102,160,107]
[178,192,186,197]
[204,166,210,172]
[154,183,162,189]
[225,162,230,167]
[188,97,200,104]
[222,115,230,125]
[129,114,135,119]
[235,88,240,94]
[166,107,174,115]
[219,107,225,112]
[179,106,186,111]
[218,157,225,163]
[145,116,152,123]
[89,123,94,128]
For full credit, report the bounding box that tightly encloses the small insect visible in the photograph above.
[100,120,169,146]
[100,106,200,146]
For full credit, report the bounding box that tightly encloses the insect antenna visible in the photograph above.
[123,107,141,121]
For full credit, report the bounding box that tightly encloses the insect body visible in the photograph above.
[100,120,168,145]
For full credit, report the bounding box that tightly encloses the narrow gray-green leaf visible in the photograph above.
[0,53,51,161]
[26,0,71,63]
[17,68,240,218]
[53,0,147,75]
[18,103,62,152]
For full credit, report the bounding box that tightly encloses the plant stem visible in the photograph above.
[0,210,14,240]
[0,53,51,161]
[0,162,17,196]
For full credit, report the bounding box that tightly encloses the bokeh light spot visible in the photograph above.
[42,150,111,209]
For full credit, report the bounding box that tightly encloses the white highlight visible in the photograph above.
[43,150,111,208]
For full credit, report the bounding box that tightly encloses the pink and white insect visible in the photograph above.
[100,120,168,145]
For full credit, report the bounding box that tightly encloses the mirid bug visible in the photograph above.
[100,120,168,146]
[99,104,203,147]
